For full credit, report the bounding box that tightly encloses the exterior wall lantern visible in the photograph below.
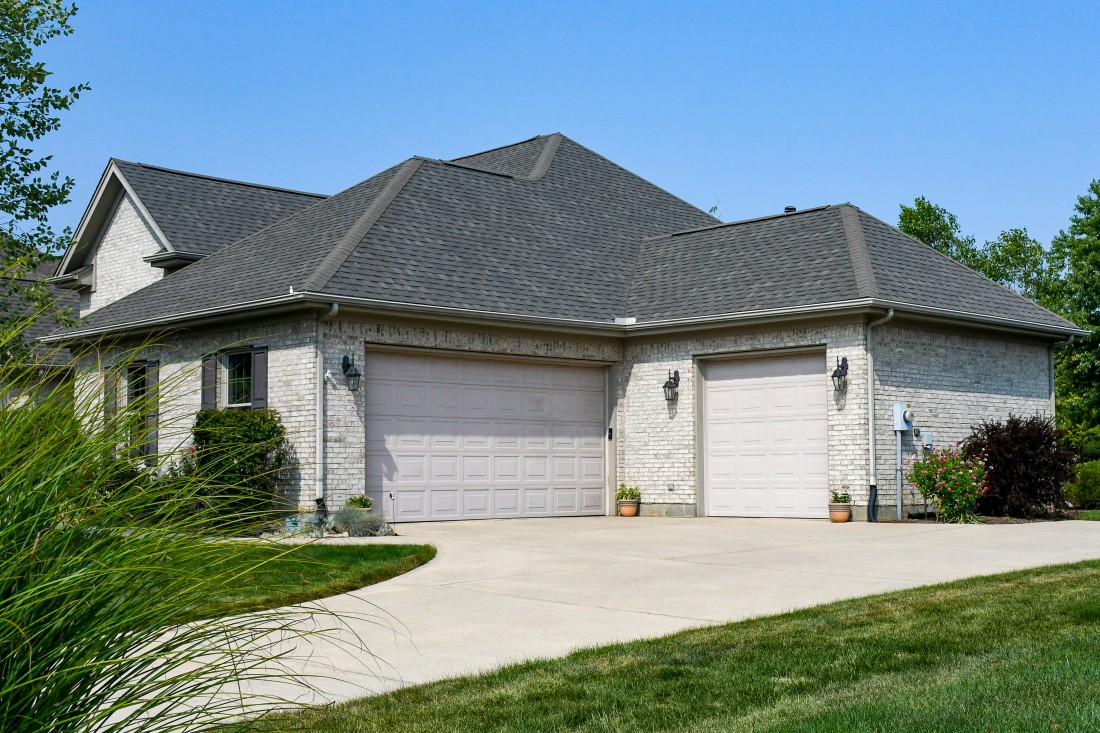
[342,355,362,391]
[662,369,680,401]
[831,357,849,393]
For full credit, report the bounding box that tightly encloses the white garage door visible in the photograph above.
[705,351,828,518]
[365,350,607,522]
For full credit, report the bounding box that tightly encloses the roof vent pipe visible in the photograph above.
[784,206,797,213]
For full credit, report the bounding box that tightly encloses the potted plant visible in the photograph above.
[345,494,373,514]
[616,483,640,517]
[829,486,852,523]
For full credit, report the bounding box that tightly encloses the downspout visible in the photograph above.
[865,308,894,522]
[315,303,339,516]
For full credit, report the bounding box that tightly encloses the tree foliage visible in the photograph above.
[0,0,86,334]
[899,185,1100,441]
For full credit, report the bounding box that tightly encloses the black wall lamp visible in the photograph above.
[342,355,362,391]
[831,357,849,393]
[663,369,680,401]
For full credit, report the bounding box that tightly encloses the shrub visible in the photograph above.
[346,494,372,509]
[1062,422,1100,462]
[333,506,387,537]
[616,483,640,501]
[962,414,1077,518]
[1065,461,1100,509]
[189,408,290,523]
[908,448,988,523]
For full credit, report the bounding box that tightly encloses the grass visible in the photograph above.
[190,542,436,618]
[1077,510,1100,521]
[246,560,1100,732]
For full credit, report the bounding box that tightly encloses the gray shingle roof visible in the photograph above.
[61,134,1079,338]
[112,161,326,256]
[627,205,1077,330]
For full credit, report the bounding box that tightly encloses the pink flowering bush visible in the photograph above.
[908,448,989,523]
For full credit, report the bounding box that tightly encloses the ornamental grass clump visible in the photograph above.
[0,317,359,732]
[908,448,989,523]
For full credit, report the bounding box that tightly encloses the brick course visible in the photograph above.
[84,193,164,316]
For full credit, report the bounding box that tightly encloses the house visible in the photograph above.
[47,133,1086,521]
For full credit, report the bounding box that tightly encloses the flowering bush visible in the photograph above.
[908,448,989,523]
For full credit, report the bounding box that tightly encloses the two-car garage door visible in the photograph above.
[705,351,829,518]
[365,350,607,522]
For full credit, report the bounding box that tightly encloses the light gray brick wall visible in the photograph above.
[616,321,868,510]
[872,323,1054,516]
[319,319,622,510]
[85,192,165,316]
[71,320,319,507]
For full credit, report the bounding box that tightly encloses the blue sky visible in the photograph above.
[38,1,1100,247]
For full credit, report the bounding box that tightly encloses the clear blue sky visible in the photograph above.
[38,1,1100,248]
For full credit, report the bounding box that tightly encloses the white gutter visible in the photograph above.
[315,302,339,509]
[866,308,894,521]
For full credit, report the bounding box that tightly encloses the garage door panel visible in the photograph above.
[368,351,606,522]
[462,490,491,517]
[524,489,550,514]
[707,352,828,519]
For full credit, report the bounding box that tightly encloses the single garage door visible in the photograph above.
[705,351,828,518]
[365,350,607,522]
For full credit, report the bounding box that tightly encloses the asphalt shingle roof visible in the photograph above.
[112,161,326,256]
[6,261,79,365]
[64,133,1079,337]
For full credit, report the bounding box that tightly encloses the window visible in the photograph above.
[202,347,267,412]
[225,351,253,408]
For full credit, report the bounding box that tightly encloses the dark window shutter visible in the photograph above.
[201,354,217,411]
[104,372,117,419]
[251,346,268,411]
[144,361,159,458]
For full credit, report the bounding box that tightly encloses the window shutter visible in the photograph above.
[251,346,268,411]
[103,371,117,419]
[201,354,217,411]
[144,361,159,458]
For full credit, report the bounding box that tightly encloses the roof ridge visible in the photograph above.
[301,158,424,293]
[449,134,544,163]
[110,158,328,199]
[518,133,561,181]
[839,205,879,299]
[645,204,835,241]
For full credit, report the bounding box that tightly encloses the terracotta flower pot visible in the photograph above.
[617,499,639,517]
[829,502,852,523]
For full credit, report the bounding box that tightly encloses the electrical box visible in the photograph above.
[920,431,933,449]
[893,403,914,432]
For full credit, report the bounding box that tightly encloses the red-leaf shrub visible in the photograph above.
[961,414,1077,518]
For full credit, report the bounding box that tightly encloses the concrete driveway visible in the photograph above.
[263,517,1100,705]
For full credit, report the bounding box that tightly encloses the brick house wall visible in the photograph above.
[871,323,1054,517]
[72,320,319,507]
[82,192,165,316]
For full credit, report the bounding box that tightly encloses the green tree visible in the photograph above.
[977,227,1057,305]
[898,196,981,267]
[0,0,86,335]
[1048,180,1100,436]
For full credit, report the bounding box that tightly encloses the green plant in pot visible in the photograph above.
[829,486,852,523]
[616,483,641,517]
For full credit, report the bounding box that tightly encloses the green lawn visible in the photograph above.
[248,560,1100,732]
[1077,510,1100,521]
[191,542,435,618]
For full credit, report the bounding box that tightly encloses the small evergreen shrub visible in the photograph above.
[333,506,387,537]
[908,448,988,523]
[188,408,289,522]
[1065,461,1100,509]
[962,414,1077,518]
